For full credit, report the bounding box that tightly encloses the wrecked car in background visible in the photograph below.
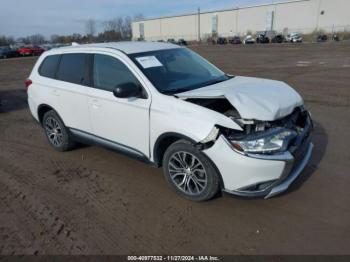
[286,33,303,43]
[27,42,313,201]
[243,35,255,44]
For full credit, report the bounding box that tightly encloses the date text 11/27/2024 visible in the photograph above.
[127,256,221,261]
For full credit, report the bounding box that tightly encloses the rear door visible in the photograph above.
[31,54,61,117]
[54,53,92,133]
[87,53,151,157]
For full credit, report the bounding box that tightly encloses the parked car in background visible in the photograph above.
[228,36,242,44]
[216,37,228,45]
[167,39,176,44]
[0,46,18,59]
[317,34,328,43]
[17,46,45,56]
[286,33,303,43]
[332,34,340,42]
[17,46,33,56]
[256,33,270,44]
[207,37,216,45]
[243,35,255,44]
[27,42,314,201]
[32,46,45,55]
[177,39,187,46]
[271,34,285,43]
[40,44,54,51]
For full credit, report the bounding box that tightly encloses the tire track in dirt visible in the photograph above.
[0,129,302,254]
[0,170,88,255]
[0,142,167,254]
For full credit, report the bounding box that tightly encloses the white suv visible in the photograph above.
[27,42,313,201]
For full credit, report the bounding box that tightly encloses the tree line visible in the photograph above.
[0,14,144,46]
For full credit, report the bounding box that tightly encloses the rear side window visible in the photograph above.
[93,54,140,92]
[39,55,60,78]
[56,53,87,85]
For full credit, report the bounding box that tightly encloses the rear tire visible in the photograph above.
[162,140,220,201]
[42,110,75,151]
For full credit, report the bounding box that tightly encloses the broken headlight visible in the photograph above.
[230,128,297,154]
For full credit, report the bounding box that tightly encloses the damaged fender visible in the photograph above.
[149,94,242,162]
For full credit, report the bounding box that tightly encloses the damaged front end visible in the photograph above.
[177,75,313,198]
[189,98,314,198]
[187,97,312,156]
[222,106,313,157]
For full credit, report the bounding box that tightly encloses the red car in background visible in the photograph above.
[17,46,45,56]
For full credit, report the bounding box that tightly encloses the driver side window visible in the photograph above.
[93,54,140,92]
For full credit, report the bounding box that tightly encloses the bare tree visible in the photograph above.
[72,33,82,42]
[85,19,96,41]
[25,34,45,44]
[123,16,132,40]
[101,15,143,41]
[103,18,118,32]
[133,13,145,22]
[0,36,14,45]
[50,34,59,43]
[115,17,124,38]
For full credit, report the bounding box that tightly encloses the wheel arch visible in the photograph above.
[37,104,65,126]
[153,132,225,190]
[153,132,197,167]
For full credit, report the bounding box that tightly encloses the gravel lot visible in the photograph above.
[0,42,349,255]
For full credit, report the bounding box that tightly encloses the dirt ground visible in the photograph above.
[0,42,349,255]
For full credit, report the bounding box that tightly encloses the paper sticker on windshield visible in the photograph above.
[136,56,163,68]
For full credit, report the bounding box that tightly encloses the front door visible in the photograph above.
[87,53,151,157]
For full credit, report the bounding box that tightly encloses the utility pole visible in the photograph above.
[198,7,201,42]
[316,0,323,31]
[272,0,277,33]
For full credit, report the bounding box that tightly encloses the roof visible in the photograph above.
[58,41,180,54]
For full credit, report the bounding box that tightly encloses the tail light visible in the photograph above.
[25,79,32,91]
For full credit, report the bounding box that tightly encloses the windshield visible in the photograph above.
[129,48,229,95]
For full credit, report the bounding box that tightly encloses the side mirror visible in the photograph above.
[113,82,143,98]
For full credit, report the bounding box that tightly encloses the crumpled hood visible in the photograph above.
[176,76,303,121]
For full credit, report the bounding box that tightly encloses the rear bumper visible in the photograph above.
[28,96,39,121]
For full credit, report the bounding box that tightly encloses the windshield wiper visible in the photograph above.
[163,87,191,95]
[205,79,226,86]
[200,75,230,87]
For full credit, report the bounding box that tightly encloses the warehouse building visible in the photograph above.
[132,0,350,41]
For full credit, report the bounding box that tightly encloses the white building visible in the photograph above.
[132,0,350,41]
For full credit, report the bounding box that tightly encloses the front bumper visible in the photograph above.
[265,142,313,198]
[203,125,313,199]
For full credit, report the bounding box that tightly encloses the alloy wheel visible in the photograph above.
[44,117,63,147]
[168,151,207,195]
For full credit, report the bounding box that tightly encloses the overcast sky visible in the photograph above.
[0,0,291,38]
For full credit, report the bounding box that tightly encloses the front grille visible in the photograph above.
[293,135,311,163]
[289,113,312,158]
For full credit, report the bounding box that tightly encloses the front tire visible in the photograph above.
[42,110,75,151]
[162,140,220,201]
